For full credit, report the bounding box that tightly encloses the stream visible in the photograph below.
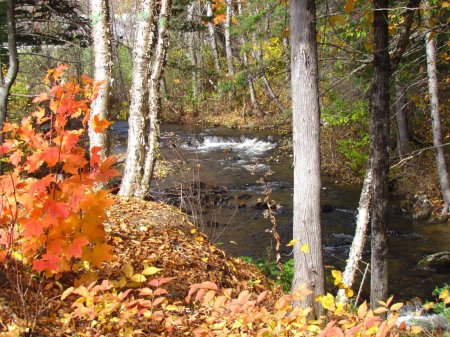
[112,122,450,301]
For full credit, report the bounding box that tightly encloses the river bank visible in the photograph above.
[111,122,450,301]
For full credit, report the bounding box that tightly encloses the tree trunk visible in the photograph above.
[290,0,324,318]
[119,0,156,197]
[135,0,172,199]
[0,0,19,147]
[206,1,221,73]
[89,0,112,160]
[224,0,235,77]
[370,0,390,308]
[395,81,413,158]
[337,167,373,303]
[424,1,450,214]
[237,0,262,117]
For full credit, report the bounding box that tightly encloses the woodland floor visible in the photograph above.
[0,195,280,336]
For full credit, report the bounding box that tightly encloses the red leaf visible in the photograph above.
[33,253,60,273]
[22,218,45,237]
[66,237,90,258]
[41,147,60,167]
[44,199,70,219]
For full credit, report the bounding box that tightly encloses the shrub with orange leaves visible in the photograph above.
[0,65,119,276]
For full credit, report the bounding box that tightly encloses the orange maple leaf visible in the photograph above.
[82,243,113,267]
[92,115,112,133]
[66,237,90,259]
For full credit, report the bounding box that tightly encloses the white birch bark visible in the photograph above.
[424,1,450,214]
[136,0,172,199]
[290,0,324,318]
[89,0,112,160]
[337,167,372,303]
[119,0,156,197]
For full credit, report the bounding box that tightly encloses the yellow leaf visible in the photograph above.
[301,244,309,253]
[358,301,368,318]
[439,289,449,300]
[345,288,354,298]
[113,236,123,243]
[201,257,209,262]
[142,266,162,276]
[390,302,403,311]
[286,239,297,247]
[374,307,389,314]
[317,293,335,311]
[61,287,74,301]
[332,270,343,285]
[123,263,134,278]
[131,274,146,283]
[195,236,204,242]
[190,228,197,234]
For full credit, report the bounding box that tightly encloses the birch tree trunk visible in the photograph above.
[119,0,156,197]
[237,0,262,117]
[290,0,324,318]
[136,0,172,199]
[206,1,221,73]
[395,82,413,158]
[224,0,235,77]
[0,0,19,147]
[424,1,450,214]
[89,0,112,160]
[370,0,390,308]
[337,167,373,303]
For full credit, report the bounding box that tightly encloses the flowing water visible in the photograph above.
[112,122,450,301]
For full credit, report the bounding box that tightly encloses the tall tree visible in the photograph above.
[424,0,450,214]
[89,0,112,160]
[369,0,390,307]
[0,0,18,149]
[290,0,324,317]
[136,0,172,199]
[119,0,156,197]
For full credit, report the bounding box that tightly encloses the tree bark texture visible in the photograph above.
[395,82,412,158]
[290,0,324,318]
[425,1,450,213]
[337,167,372,303]
[136,0,172,199]
[89,0,113,160]
[119,0,156,197]
[370,0,390,308]
[0,0,19,146]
